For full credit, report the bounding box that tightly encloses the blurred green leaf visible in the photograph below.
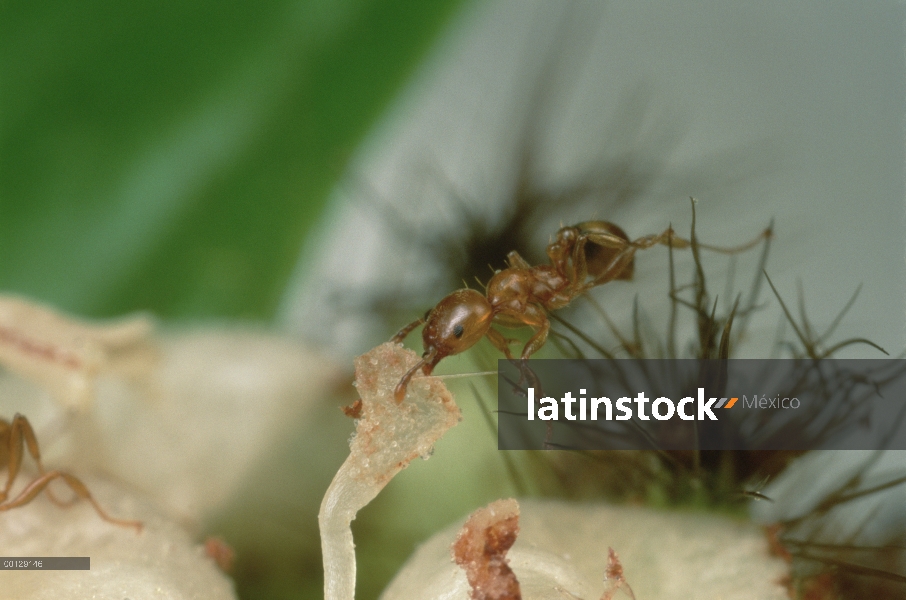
[0,0,466,320]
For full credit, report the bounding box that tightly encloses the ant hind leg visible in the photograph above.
[583,224,772,290]
[630,226,772,255]
[578,233,636,285]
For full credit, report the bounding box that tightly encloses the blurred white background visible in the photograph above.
[284,0,905,363]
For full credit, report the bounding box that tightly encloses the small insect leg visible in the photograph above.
[391,318,425,344]
[485,328,517,360]
[2,414,71,507]
[0,470,143,533]
[517,306,551,360]
[1,414,32,503]
[628,226,771,255]
[393,348,439,403]
[578,233,637,287]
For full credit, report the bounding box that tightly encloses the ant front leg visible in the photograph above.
[393,348,439,404]
[485,328,517,360]
[390,316,425,344]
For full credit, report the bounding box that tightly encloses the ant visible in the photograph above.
[0,413,142,532]
[391,219,770,402]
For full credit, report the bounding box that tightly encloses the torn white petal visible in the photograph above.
[382,499,789,600]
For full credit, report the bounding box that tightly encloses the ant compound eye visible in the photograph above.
[422,289,493,357]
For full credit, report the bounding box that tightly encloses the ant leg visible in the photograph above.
[504,308,548,408]
[683,227,772,254]
[576,240,639,290]
[393,348,439,404]
[1,414,29,504]
[486,327,539,396]
[14,415,44,474]
[569,237,589,285]
[582,225,770,291]
[485,329,517,360]
[394,358,426,403]
[3,414,78,507]
[0,418,8,496]
[0,470,143,533]
[578,233,636,285]
[583,225,770,267]
[516,305,551,360]
[391,317,425,344]
[580,230,633,251]
[487,323,544,401]
[626,226,771,254]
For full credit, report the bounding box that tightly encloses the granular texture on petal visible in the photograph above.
[344,342,461,487]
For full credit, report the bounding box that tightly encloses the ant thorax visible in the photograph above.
[483,266,566,322]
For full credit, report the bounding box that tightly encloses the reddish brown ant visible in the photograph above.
[0,413,142,532]
[391,219,770,402]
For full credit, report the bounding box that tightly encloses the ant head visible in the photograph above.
[421,289,493,363]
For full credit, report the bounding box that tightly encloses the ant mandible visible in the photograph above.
[0,413,143,532]
[391,219,769,403]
